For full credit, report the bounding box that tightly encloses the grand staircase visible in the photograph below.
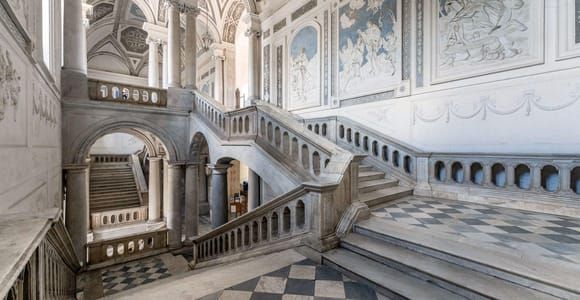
[89,162,141,213]
[357,164,413,207]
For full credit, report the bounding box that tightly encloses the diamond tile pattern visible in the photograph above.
[372,196,580,264]
[197,259,384,300]
[101,257,172,296]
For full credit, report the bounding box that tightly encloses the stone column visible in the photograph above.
[65,165,89,265]
[166,1,181,88]
[62,0,89,99]
[213,48,225,104]
[166,163,185,249]
[184,163,201,244]
[162,42,169,88]
[247,169,260,211]
[147,38,161,88]
[199,162,209,214]
[148,157,162,222]
[163,159,170,219]
[184,6,200,89]
[246,14,262,104]
[208,164,230,228]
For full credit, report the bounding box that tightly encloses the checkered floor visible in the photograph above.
[198,259,384,300]
[372,196,580,264]
[101,257,172,296]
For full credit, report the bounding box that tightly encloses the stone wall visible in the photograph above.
[263,0,580,154]
[0,0,63,213]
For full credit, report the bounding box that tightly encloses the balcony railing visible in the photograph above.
[88,79,167,107]
[87,229,168,266]
[91,206,148,230]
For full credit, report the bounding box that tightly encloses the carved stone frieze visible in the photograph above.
[0,46,21,122]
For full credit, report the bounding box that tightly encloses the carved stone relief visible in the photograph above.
[433,0,544,82]
[91,3,114,24]
[0,46,21,123]
[6,0,29,32]
[576,0,580,43]
[120,27,148,54]
[263,45,271,102]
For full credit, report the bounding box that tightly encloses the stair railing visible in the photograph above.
[190,91,361,266]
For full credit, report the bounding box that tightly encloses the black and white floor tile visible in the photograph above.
[198,259,384,300]
[101,257,172,296]
[372,196,580,264]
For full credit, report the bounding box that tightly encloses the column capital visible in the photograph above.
[165,0,200,15]
[245,29,261,38]
[146,37,162,46]
[148,156,162,162]
[63,164,89,172]
[207,163,231,174]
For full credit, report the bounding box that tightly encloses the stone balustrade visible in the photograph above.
[87,229,167,265]
[194,188,311,265]
[90,206,148,230]
[88,79,167,107]
[305,116,422,185]
[91,154,131,164]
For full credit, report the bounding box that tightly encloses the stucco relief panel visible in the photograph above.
[31,79,60,148]
[289,25,321,110]
[6,0,29,32]
[432,0,544,83]
[557,0,580,59]
[338,0,402,100]
[0,44,26,146]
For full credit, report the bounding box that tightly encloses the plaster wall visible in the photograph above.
[262,0,580,154]
[90,133,146,155]
[0,0,63,214]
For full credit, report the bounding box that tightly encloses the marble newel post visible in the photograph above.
[166,0,182,88]
[247,170,260,211]
[62,0,89,99]
[147,38,161,88]
[246,14,262,105]
[148,157,162,222]
[166,163,185,249]
[183,4,200,89]
[184,163,201,245]
[208,164,230,228]
[65,165,89,265]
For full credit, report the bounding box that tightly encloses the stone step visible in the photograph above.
[90,174,135,180]
[357,171,385,182]
[358,164,374,172]
[322,248,464,300]
[90,182,137,189]
[358,178,399,193]
[353,217,580,299]
[90,185,137,193]
[358,186,413,207]
[90,172,134,178]
[341,233,558,300]
[90,195,140,203]
[91,168,132,173]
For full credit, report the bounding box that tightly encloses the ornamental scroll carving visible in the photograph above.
[0,47,21,122]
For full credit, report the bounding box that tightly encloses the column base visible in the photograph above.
[61,69,88,99]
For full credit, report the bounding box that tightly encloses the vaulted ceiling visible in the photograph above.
[87,0,252,78]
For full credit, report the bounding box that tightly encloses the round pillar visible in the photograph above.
[148,157,162,222]
[65,165,89,266]
[248,169,260,211]
[208,164,230,228]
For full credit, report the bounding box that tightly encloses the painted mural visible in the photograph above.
[289,26,320,110]
[435,0,538,81]
[576,0,580,44]
[339,0,399,100]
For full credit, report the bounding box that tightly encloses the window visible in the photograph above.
[43,0,53,70]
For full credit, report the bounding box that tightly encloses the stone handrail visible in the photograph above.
[88,79,167,107]
[0,210,80,299]
[190,91,360,266]
[131,154,148,205]
[87,228,167,266]
[304,116,580,215]
[90,206,148,230]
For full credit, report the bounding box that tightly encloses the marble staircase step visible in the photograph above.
[322,248,464,300]
[358,178,399,193]
[353,217,580,299]
[357,171,385,182]
[341,233,558,300]
[90,185,137,193]
[358,164,374,172]
[90,190,139,197]
[358,186,414,207]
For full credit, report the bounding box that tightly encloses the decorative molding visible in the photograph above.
[263,44,271,102]
[291,0,318,21]
[402,0,411,81]
[262,29,271,39]
[223,1,245,43]
[412,88,580,125]
[0,46,21,122]
[331,10,337,102]
[274,18,287,33]
[324,10,329,106]
[33,83,58,128]
[415,0,424,87]
[164,0,200,15]
[0,0,31,53]
[340,91,394,108]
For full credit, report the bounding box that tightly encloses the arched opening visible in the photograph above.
[470,163,484,185]
[354,132,360,147]
[515,164,532,190]
[252,221,259,244]
[283,207,291,233]
[363,136,369,151]
[237,228,243,248]
[282,132,290,154]
[244,116,250,133]
[301,145,310,170]
[296,200,305,228]
[541,165,560,192]
[322,124,327,136]
[244,225,250,246]
[271,212,279,238]
[260,118,266,136]
[274,127,281,148]
[435,161,446,182]
[312,152,321,176]
[392,151,400,168]
[451,162,464,183]
[571,167,580,194]
[339,125,345,139]
[261,217,268,241]
[382,145,389,162]
[372,141,379,157]
[404,156,412,174]
[314,124,320,134]
[267,122,273,142]
[291,138,299,161]
[346,128,352,143]
[492,164,507,188]
[190,132,211,236]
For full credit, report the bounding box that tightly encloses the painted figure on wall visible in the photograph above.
[576,0,580,43]
[289,26,320,110]
[0,48,21,122]
[339,0,399,100]
[438,0,531,71]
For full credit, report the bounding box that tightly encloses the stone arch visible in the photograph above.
[70,118,183,165]
[189,132,210,163]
